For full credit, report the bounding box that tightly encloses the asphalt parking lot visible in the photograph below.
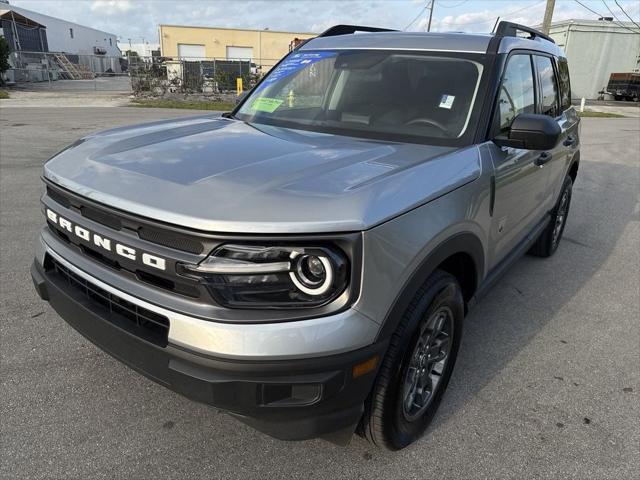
[1,107,638,479]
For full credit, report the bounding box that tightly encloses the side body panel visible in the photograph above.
[355,145,494,333]
[553,107,580,187]
[485,141,550,269]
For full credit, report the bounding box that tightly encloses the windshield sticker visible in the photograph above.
[250,97,284,113]
[439,94,455,110]
[255,51,337,93]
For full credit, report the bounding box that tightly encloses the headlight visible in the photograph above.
[178,244,349,309]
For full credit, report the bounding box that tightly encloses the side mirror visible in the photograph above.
[493,113,561,150]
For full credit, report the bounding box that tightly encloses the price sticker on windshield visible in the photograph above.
[250,97,284,113]
[439,94,455,110]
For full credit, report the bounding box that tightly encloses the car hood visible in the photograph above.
[44,115,480,234]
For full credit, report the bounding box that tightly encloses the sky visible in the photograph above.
[9,0,640,44]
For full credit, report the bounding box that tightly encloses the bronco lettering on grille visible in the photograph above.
[46,208,167,271]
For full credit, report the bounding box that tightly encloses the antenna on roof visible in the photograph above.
[491,17,501,33]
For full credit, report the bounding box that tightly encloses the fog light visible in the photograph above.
[260,383,322,406]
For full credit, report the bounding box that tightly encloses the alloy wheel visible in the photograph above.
[402,306,454,422]
[552,189,570,247]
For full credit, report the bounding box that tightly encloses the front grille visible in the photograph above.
[46,186,71,209]
[46,220,202,299]
[81,205,122,231]
[47,256,170,347]
[45,182,206,255]
[138,226,204,254]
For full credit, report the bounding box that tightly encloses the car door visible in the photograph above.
[534,55,580,204]
[487,53,551,268]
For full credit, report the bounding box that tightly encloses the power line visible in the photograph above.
[614,0,640,29]
[574,0,640,33]
[438,0,469,8]
[601,0,624,24]
[440,1,545,27]
[404,2,430,30]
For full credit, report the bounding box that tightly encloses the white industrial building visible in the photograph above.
[548,19,640,99]
[5,3,120,56]
[1,1,121,80]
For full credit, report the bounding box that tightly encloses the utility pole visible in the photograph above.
[541,0,555,35]
[427,0,435,32]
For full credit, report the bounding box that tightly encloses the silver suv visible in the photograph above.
[31,22,580,450]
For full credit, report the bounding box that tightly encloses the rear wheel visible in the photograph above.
[529,175,573,257]
[359,270,464,450]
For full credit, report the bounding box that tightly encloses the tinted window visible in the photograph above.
[536,56,560,117]
[557,58,571,111]
[236,51,485,144]
[498,55,535,131]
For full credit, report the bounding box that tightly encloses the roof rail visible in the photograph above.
[494,21,555,44]
[317,24,397,38]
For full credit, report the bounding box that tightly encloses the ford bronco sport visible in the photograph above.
[31,22,580,450]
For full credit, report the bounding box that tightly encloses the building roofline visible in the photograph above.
[158,24,317,36]
[7,5,118,37]
[547,18,640,29]
[0,9,46,28]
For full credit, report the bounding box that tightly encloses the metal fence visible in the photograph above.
[4,51,286,95]
[5,50,129,91]
[127,55,282,95]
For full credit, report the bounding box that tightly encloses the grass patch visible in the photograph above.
[130,99,234,111]
[0,90,9,100]
[578,111,625,118]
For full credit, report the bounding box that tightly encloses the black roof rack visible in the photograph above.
[494,21,555,44]
[317,24,397,38]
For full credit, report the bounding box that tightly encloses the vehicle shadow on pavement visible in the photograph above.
[435,166,636,400]
[156,156,638,477]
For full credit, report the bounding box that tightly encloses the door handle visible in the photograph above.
[563,135,576,147]
[535,152,552,166]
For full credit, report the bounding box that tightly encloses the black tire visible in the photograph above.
[528,175,573,258]
[359,270,464,450]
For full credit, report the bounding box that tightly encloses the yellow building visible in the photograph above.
[158,25,316,70]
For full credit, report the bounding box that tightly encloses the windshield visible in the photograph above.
[236,50,485,144]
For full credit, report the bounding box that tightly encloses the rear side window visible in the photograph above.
[557,58,572,111]
[535,56,560,117]
[497,54,535,131]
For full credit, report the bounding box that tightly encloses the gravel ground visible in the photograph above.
[1,108,638,479]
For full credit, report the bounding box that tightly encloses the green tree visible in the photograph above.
[0,36,10,84]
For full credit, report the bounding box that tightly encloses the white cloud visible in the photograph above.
[90,1,132,14]
[11,0,640,42]
[416,2,550,33]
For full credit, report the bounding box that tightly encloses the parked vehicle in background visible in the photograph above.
[606,72,640,101]
[32,22,580,450]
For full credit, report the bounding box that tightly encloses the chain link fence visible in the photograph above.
[4,51,285,95]
[5,50,130,92]
[128,55,282,97]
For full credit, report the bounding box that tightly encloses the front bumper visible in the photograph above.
[31,238,387,442]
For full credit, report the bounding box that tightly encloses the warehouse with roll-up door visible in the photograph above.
[159,24,316,71]
[547,18,640,99]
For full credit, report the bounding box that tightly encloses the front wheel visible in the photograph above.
[529,175,573,257]
[359,270,464,450]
